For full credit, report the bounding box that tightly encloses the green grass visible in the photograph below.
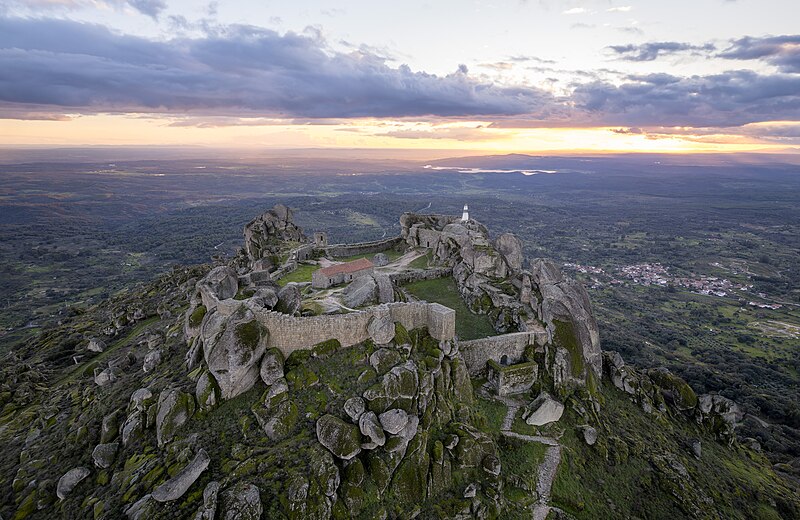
[189,305,207,327]
[474,396,507,432]
[548,383,798,519]
[404,277,496,340]
[408,253,431,269]
[277,263,317,286]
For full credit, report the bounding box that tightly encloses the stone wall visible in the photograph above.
[389,267,452,285]
[311,266,374,289]
[236,301,455,357]
[295,244,314,261]
[459,331,548,375]
[321,237,403,258]
[487,360,538,396]
[417,228,443,249]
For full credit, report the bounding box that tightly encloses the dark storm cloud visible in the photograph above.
[608,41,716,61]
[2,16,800,133]
[0,17,552,119]
[571,70,800,127]
[719,35,800,73]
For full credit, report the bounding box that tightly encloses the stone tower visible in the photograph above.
[461,204,469,222]
[314,232,328,247]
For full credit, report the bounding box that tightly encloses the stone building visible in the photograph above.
[314,232,328,247]
[312,258,375,289]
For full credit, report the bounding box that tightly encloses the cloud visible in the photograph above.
[0,17,553,119]
[0,106,73,120]
[166,116,351,127]
[1,0,167,18]
[571,70,800,127]
[607,6,632,12]
[719,35,800,73]
[609,41,716,61]
[562,7,587,14]
[374,126,503,141]
[126,0,166,18]
[478,61,516,71]
[608,122,800,145]
[507,55,556,64]
[611,127,643,134]
[2,17,799,135]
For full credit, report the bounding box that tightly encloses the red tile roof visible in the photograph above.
[317,258,374,277]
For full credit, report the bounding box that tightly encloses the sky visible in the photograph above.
[1,0,800,154]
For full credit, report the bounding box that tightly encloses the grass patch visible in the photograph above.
[409,253,431,269]
[277,263,317,286]
[189,305,206,327]
[473,397,507,432]
[548,382,799,519]
[404,277,496,340]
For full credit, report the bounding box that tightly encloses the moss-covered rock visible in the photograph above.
[252,399,298,441]
[316,414,362,460]
[390,431,430,506]
[188,305,206,328]
[204,308,269,400]
[647,369,698,411]
[156,388,196,447]
[286,365,319,391]
[312,339,341,359]
[195,370,219,412]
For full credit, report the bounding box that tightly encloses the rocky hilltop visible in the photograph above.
[0,204,797,520]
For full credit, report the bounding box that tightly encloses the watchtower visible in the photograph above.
[461,204,469,222]
[313,232,328,247]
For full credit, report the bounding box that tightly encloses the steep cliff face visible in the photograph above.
[529,258,602,389]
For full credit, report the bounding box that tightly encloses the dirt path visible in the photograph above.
[533,444,562,520]
[389,249,427,269]
[494,395,563,519]
[498,395,521,431]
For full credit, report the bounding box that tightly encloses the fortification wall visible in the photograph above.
[389,267,452,285]
[459,331,547,375]
[321,236,403,258]
[243,301,454,357]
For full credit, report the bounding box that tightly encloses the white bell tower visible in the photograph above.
[461,204,469,222]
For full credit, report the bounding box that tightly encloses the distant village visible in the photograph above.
[563,261,783,310]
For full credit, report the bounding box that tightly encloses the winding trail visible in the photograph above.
[532,444,562,520]
[494,395,563,519]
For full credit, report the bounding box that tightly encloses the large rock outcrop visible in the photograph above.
[243,205,306,264]
[400,212,601,392]
[529,258,602,383]
[201,306,269,400]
